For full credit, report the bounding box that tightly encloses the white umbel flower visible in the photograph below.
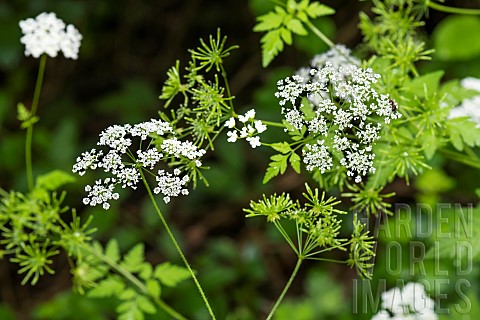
[19,12,82,59]
[372,282,437,320]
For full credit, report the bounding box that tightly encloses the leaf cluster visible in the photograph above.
[159,29,238,151]
[254,0,335,66]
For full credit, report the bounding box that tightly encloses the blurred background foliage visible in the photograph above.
[1,0,480,319]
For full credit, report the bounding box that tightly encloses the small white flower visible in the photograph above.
[153,169,190,203]
[19,12,82,59]
[161,138,206,160]
[137,148,162,169]
[238,109,256,123]
[227,130,238,142]
[82,178,119,210]
[225,117,236,128]
[302,140,333,173]
[246,136,261,148]
[254,120,267,133]
[73,149,103,176]
[372,282,437,320]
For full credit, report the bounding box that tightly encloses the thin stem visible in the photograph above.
[25,54,47,190]
[265,258,303,320]
[428,1,480,15]
[261,120,285,128]
[273,220,299,256]
[82,244,187,320]
[304,20,334,48]
[139,169,216,319]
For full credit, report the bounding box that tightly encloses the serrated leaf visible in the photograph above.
[137,296,156,314]
[105,239,120,263]
[446,117,480,151]
[289,152,301,174]
[270,142,292,153]
[422,129,441,160]
[35,169,76,191]
[154,262,191,287]
[138,262,153,280]
[286,18,307,35]
[403,71,444,98]
[87,277,124,298]
[117,299,144,320]
[119,288,137,300]
[121,244,144,273]
[261,29,284,67]
[253,11,284,32]
[280,28,292,45]
[306,2,335,18]
[263,153,289,183]
[146,279,161,297]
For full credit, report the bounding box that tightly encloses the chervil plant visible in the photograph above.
[3,1,480,319]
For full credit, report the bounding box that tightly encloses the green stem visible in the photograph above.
[428,1,480,15]
[265,258,303,320]
[261,120,285,128]
[439,148,480,169]
[82,244,187,320]
[304,20,334,48]
[139,169,216,319]
[25,54,47,190]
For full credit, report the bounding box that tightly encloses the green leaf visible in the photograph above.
[286,18,307,35]
[105,239,120,263]
[146,279,161,297]
[121,244,145,273]
[153,262,191,287]
[263,153,289,183]
[306,2,335,18]
[35,170,76,191]
[402,71,444,98]
[422,129,441,160]
[137,296,156,314]
[117,298,144,320]
[261,29,284,67]
[280,28,293,45]
[17,102,30,121]
[87,277,124,298]
[433,15,480,61]
[446,117,480,151]
[254,11,284,32]
[270,142,292,153]
[289,152,301,174]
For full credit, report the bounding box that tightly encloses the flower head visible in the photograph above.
[73,119,204,208]
[276,48,401,183]
[372,282,437,320]
[226,108,267,148]
[19,12,82,59]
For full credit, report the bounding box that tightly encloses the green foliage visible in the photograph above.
[245,184,375,279]
[433,15,480,61]
[253,0,334,66]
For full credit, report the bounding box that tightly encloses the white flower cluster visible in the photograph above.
[276,50,401,183]
[73,119,205,209]
[448,77,480,127]
[224,109,267,148]
[372,282,437,320]
[19,12,82,59]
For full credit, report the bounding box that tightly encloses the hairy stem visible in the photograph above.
[82,244,187,320]
[140,169,216,319]
[266,258,302,320]
[428,1,480,15]
[25,54,47,190]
